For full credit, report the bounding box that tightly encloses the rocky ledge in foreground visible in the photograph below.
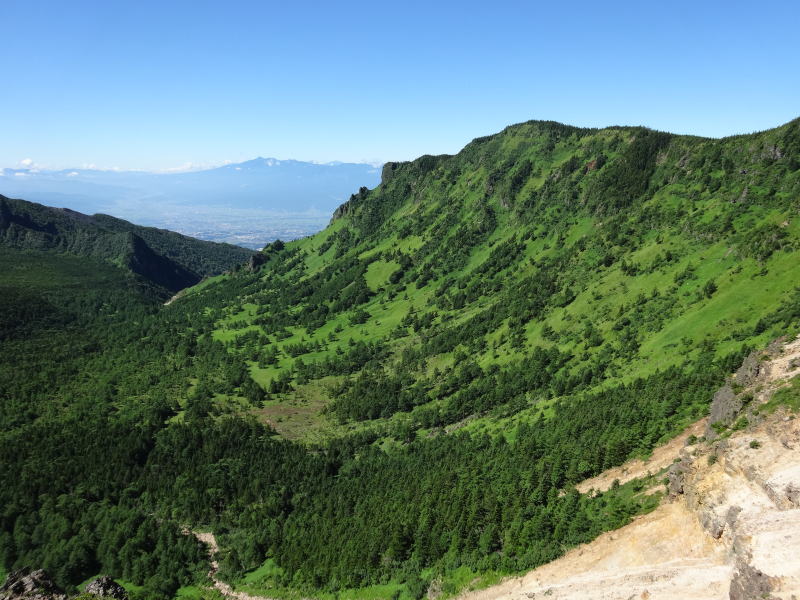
[0,571,66,600]
[0,571,127,600]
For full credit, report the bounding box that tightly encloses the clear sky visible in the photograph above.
[2,0,798,171]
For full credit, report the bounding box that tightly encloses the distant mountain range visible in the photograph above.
[0,158,382,248]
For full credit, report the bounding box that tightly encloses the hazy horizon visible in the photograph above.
[0,156,382,248]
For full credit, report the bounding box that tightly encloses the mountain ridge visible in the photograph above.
[0,194,253,293]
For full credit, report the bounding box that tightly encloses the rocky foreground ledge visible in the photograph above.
[0,571,127,600]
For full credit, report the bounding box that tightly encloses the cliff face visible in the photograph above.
[674,336,800,600]
[456,337,800,600]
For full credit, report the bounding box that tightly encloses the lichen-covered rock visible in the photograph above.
[0,569,66,600]
[734,351,761,387]
[725,505,743,528]
[667,458,691,496]
[698,510,726,539]
[83,577,127,600]
[706,384,742,437]
[786,483,800,507]
[729,561,776,600]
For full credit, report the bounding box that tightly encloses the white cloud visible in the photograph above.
[16,158,43,172]
[157,160,233,173]
[160,162,198,173]
[67,171,79,177]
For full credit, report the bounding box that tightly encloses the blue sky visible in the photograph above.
[2,0,798,171]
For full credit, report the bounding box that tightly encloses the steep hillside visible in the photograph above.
[2,118,800,600]
[456,336,800,599]
[0,195,252,293]
[160,118,800,593]
[175,116,800,592]
[203,118,800,441]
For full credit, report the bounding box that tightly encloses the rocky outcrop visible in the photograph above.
[0,570,67,600]
[83,577,127,599]
[729,561,777,600]
[706,385,742,437]
[734,350,762,387]
[667,457,690,496]
[705,345,783,439]
[247,253,267,272]
[674,340,800,598]
[381,162,399,185]
[330,187,369,222]
[0,571,128,600]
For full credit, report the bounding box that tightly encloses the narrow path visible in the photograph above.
[193,531,274,600]
[164,290,184,306]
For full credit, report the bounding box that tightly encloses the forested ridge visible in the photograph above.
[0,195,253,294]
[2,118,800,600]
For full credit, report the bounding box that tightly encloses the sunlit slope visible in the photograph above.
[181,118,800,441]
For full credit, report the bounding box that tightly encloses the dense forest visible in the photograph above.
[1,117,800,599]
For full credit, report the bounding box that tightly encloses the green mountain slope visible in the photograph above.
[206,118,800,441]
[1,118,800,600]
[0,195,253,293]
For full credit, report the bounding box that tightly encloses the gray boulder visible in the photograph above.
[706,384,742,438]
[734,351,761,387]
[667,457,691,496]
[729,561,776,600]
[83,577,127,599]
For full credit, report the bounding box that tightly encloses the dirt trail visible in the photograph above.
[164,290,184,306]
[194,531,274,600]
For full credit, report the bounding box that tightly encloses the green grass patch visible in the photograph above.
[761,375,800,413]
